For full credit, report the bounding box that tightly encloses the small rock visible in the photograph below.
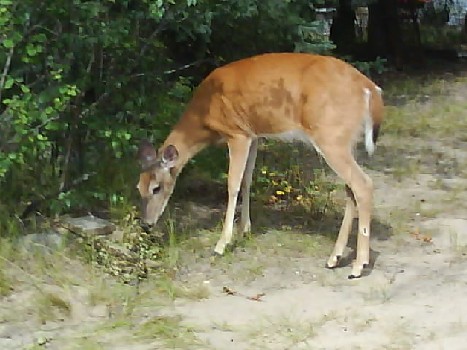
[62,215,116,237]
[37,336,48,345]
[19,231,64,253]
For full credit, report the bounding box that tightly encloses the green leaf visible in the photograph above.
[32,33,47,43]
[26,44,37,56]
[2,38,14,48]
[20,85,30,93]
[3,76,14,89]
[67,86,78,96]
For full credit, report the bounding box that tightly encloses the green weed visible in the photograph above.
[135,315,202,348]
[244,314,317,349]
[35,290,72,323]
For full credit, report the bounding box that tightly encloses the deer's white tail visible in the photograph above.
[363,86,383,156]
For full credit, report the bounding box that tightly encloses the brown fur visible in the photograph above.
[137,53,385,278]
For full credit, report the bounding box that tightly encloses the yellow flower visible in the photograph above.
[276,190,285,195]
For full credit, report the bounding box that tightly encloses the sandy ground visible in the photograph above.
[1,71,467,350]
[173,165,467,350]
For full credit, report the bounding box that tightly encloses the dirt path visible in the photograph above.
[173,167,467,350]
[1,70,467,350]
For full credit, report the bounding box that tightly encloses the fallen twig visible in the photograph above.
[222,286,265,302]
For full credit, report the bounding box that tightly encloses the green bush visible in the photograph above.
[0,0,336,234]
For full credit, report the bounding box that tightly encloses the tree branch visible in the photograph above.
[0,47,14,103]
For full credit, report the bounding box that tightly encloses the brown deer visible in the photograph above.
[137,53,384,279]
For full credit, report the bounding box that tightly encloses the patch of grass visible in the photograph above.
[162,218,181,270]
[220,255,266,283]
[98,318,133,332]
[205,227,334,283]
[0,206,24,239]
[361,284,392,304]
[255,230,334,259]
[386,208,414,236]
[384,320,415,350]
[384,75,450,101]
[0,269,12,296]
[212,320,236,332]
[0,239,15,296]
[88,279,140,322]
[244,314,317,349]
[135,315,202,348]
[353,316,377,332]
[154,276,210,300]
[63,338,104,350]
[384,95,467,140]
[390,159,421,181]
[35,290,71,323]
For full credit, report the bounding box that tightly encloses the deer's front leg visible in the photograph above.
[214,136,252,255]
[239,139,258,234]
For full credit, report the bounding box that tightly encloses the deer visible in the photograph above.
[136,52,384,279]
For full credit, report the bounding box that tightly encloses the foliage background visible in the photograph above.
[0,0,335,231]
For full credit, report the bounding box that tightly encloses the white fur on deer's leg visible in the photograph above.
[326,188,356,268]
[214,184,239,254]
[239,139,258,235]
[349,225,371,279]
[214,136,252,255]
[349,178,373,279]
[214,189,238,254]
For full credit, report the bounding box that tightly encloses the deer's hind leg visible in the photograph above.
[326,185,357,269]
[315,144,373,279]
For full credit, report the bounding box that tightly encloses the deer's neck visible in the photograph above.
[161,113,214,176]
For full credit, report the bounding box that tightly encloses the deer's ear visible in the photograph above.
[161,145,179,169]
[138,140,157,169]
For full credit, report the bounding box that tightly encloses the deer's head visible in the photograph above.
[137,140,179,227]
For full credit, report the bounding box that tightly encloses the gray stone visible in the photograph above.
[62,215,116,237]
[20,230,64,252]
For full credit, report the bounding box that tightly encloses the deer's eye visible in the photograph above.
[152,185,162,195]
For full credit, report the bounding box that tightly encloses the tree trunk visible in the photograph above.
[367,0,404,69]
[407,0,425,64]
[463,13,467,43]
[330,0,356,55]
